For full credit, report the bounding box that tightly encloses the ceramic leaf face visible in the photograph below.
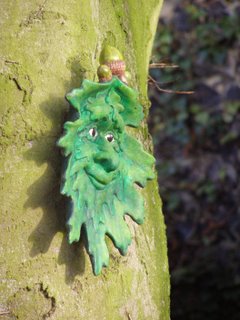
[58,77,155,275]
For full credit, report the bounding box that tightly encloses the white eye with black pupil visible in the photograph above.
[105,133,114,143]
[89,128,97,138]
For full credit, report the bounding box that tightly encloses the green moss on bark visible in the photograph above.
[0,1,169,319]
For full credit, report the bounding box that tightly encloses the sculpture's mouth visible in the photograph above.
[88,175,109,189]
[85,163,118,190]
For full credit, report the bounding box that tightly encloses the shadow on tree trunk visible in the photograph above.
[23,61,88,284]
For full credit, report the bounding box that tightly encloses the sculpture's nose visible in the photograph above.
[94,151,119,172]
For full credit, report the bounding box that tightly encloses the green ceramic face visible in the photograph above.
[58,77,155,275]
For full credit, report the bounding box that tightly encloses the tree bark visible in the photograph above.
[0,1,169,319]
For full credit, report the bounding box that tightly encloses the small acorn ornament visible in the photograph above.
[97,64,112,83]
[98,45,131,84]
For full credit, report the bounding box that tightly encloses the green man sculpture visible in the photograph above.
[58,46,155,275]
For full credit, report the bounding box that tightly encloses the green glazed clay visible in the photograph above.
[58,77,155,275]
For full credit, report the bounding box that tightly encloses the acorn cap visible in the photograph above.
[105,60,126,76]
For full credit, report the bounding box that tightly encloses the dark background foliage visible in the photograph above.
[148,1,240,319]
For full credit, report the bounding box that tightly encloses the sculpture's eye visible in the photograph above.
[105,133,114,143]
[89,128,98,138]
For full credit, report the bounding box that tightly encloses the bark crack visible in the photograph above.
[39,283,56,320]
[0,58,34,106]
[11,74,33,106]
[20,0,48,27]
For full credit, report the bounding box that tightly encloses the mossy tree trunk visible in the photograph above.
[0,1,169,319]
